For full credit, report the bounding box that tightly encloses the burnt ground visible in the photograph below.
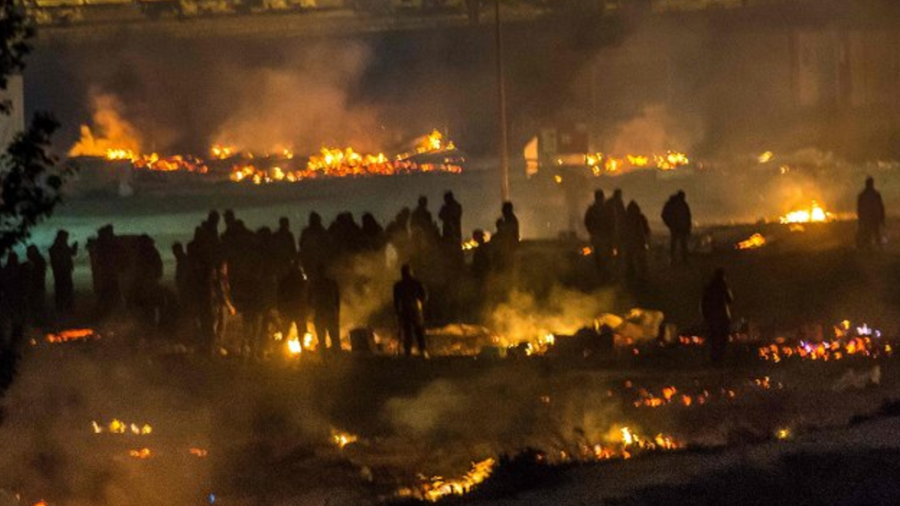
[2,217,900,506]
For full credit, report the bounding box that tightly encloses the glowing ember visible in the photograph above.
[93,419,152,435]
[736,233,766,250]
[758,151,775,163]
[779,201,833,224]
[330,429,359,450]
[678,335,705,346]
[45,328,100,344]
[758,322,892,363]
[189,448,209,458]
[128,448,152,459]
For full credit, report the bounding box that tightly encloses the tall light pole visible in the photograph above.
[494,0,510,202]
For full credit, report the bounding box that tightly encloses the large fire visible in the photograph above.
[584,150,690,175]
[414,458,496,502]
[779,200,834,224]
[69,106,463,184]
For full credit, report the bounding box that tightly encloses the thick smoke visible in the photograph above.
[608,104,703,156]
[488,286,620,341]
[211,44,386,154]
[67,92,142,157]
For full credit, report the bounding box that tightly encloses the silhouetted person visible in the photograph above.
[213,260,235,350]
[585,190,614,279]
[277,260,308,340]
[132,235,164,327]
[223,209,236,230]
[386,207,412,263]
[299,212,330,273]
[411,196,439,257]
[623,201,650,283]
[394,264,427,357]
[191,257,218,355]
[91,225,121,315]
[310,264,340,353]
[360,212,386,252]
[662,190,692,265]
[172,242,190,305]
[24,245,47,325]
[702,268,733,365]
[49,230,78,315]
[470,229,491,284]
[329,212,363,257]
[273,217,297,276]
[439,191,463,246]
[499,201,520,246]
[608,189,627,262]
[857,176,885,250]
[492,201,520,275]
[1,253,26,348]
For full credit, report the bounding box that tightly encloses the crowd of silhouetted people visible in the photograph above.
[0,178,887,363]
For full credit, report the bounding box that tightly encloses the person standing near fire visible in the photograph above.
[310,264,341,354]
[622,200,650,284]
[585,190,614,281]
[661,190,692,265]
[49,230,78,316]
[856,176,885,251]
[439,191,463,258]
[394,264,428,358]
[702,268,733,365]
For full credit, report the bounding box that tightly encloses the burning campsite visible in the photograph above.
[4,1,900,506]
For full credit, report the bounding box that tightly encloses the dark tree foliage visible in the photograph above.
[0,1,72,400]
[0,1,72,258]
[0,0,35,115]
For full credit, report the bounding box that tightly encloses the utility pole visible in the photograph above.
[495,0,510,202]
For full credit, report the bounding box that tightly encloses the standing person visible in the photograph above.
[499,201,520,247]
[439,191,464,247]
[192,258,218,356]
[393,264,428,358]
[584,190,613,280]
[1,254,26,349]
[386,208,412,264]
[857,176,886,250]
[24,245,47,325]
[470,229,491,285]
[49,230,78,315]
[273,217,297,277]
[172,242,190,306]
[702,268,733,365]
[411,196,439,258]
[299,212,330,274]
[132,235,164,327]
[623,200,651,283]
[360,213,386,252]
[310,264,340,353]
[91,225,121,315]
[277,260,309,340]
[212,259,236,351]
[661,190,692,265]
[608,189,627,266]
